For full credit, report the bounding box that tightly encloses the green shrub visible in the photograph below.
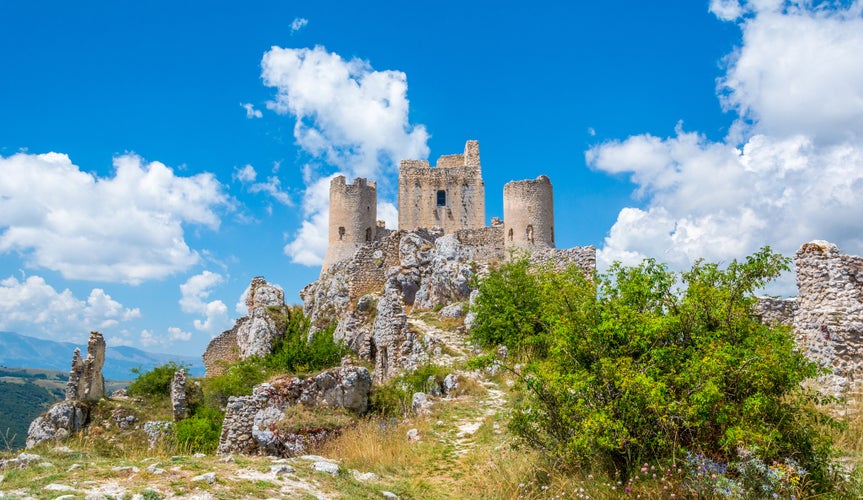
[127,362,189,398]
[202,359,268,408]
[369,364,450,417]
[475,249,839,492]
[173,405,223,453]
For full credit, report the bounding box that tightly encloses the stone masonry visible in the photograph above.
[66,331,106,402]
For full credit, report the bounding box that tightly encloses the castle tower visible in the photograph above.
[503,175,555,250]
[398,140,485,233]
[322,176,378,272]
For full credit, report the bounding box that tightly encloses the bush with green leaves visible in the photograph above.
[471,248,839,492]
[173,405,224,453]
[370,364,450,417]
[127,361,189,398]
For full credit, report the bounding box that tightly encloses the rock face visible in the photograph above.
[66,332,106,402]
[792,241,863,395]
[303,229,596,381]
[204,277,287,376]
[29,332,107,448]
[217,365,372,456]
[25,401,88,449]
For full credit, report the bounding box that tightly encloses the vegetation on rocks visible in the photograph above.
[470,248,855,495]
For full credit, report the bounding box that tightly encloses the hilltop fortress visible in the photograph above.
[322,140,560,272]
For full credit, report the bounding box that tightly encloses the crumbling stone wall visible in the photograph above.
[753,297,797,327]
[322,176,380,272]
[398,140,486,233]
[202,320,241,377]
[792,241,863,395]
[504,176,555,250]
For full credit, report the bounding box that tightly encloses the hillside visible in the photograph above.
[0,332,204,380]
[0,367,127,451]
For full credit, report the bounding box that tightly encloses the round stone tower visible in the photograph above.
[503,175,555,250]
[322,175,377,272]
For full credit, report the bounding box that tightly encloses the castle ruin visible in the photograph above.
[322,140,560,272]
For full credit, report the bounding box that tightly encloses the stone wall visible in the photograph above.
[454,226,506,263]
[503,176,555,250]
[202,321,241,377]
[322,176,379,272]
[753,297,797,327]
[398,140,486,233]
[792,241,863,395]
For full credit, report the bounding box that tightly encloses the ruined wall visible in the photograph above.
[454,226,505,263]
[322,176,379,272]
[753,297,797,327]
[793,241,863,395]
[503,176,555,250]
[398,140,485,234]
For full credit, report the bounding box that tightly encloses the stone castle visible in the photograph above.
[322,140,556,271]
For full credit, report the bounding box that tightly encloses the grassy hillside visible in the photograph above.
[0,367,127,451]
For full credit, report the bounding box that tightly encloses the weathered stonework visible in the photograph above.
[791,241,863,396]
[217,366,372,456]
[504,176,555,250]
[66,331,106,402]
[322,176,382,272]
[171,370,187,422]
[398,140,486,234]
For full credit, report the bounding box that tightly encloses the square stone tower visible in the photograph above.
[397,140,486,233]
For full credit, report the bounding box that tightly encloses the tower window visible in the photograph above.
[365,227,372,242]
[436,190,446,206]
[508,228,513,241]
[526,224,534,244]
[338,227,345,240]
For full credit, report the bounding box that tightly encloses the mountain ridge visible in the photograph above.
[0,331,204,380]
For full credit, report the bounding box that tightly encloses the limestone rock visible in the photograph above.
[66,331,106,402]
[203,277,287,376]
[25,402,87,449]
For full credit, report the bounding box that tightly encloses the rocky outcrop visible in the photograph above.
[303,229,597,382]
[66,332,106,402]
[25,401,88,449]
[29,332,107,448]
[204,277,287,376]
[217,365,372,456]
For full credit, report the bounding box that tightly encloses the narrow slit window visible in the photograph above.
[526,224,534,244]
[365,227,372,242]
[338,227,345,240]
[508,228,513,241]
[436,190,446,207]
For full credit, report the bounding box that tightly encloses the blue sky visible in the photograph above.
[2,1,862,356]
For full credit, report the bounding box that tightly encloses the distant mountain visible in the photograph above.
[0,331,204,380]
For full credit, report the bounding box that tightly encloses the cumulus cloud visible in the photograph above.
[0,152,227,284]
[588,1,863,294]
[290,17,309,33]
[261,45,429,265]
[241,102,263,119]
[0,275,140,341]
[234,164,292,206]
[179,271,231,334]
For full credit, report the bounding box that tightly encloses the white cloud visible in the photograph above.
[588,1,863,294]
[0,275,140,341]
[290,17,309,34]
[261,45,428,265]
[168,326,192,342]
[241,102,263,119]
[0,152,227,284]
[234,163,292,206]
[179,271,231,334]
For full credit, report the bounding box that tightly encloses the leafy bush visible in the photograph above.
[474,249,838,491]
[370,364,450,417]
[127,362,189,398]
[173,405,223,454]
